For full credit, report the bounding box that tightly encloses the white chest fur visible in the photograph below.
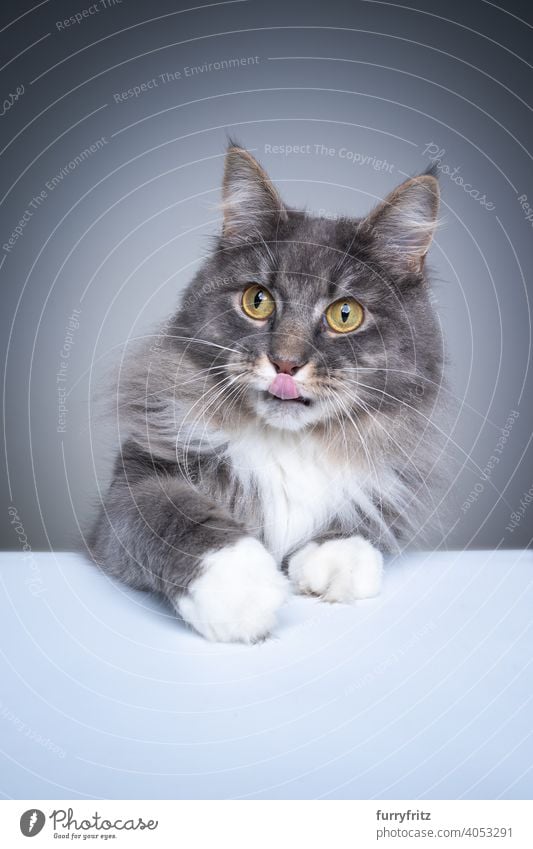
[224,427,384,561]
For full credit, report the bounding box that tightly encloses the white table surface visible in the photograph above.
[0,549,531,800]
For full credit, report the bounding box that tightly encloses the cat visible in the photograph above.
[89,141,446,643]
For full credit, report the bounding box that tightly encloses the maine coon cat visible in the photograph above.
[89,142,445,643]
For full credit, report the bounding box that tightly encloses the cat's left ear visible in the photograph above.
[360,173,440,275]
[222,143,287,238]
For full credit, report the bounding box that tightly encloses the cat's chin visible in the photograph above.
[253,391,324,432]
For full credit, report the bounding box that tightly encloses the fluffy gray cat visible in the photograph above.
[89,142,445,643]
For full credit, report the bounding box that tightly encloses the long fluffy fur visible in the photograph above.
[88,143,451,631]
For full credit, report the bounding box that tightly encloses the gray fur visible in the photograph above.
[89,142,447,612]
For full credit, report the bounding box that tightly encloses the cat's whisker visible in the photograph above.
[338,386,443,523]
[323,388,394,547]
[334,405,390,537]
[181,372,241,430]
[339,377,494,489]
[183,373,250,456]
[178,364,237,388]
[324,368,445,500]
[329,376,463,473]
[221,384,250,427]
[182,381,247,480]
[324,398,351,462]
[331,366,497,428]
[202,376,245,429]
[334,368,448,535]
[322,388,359,456]
[315,392,350,461]
[178,373,242,472]
[166,334,243,356]
[350,393,448,544]
[113,363,237,412]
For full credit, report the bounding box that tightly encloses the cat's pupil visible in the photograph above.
[254,290,265,309]
[341,303,350,322]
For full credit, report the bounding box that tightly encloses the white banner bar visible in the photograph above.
[1,800,532,847]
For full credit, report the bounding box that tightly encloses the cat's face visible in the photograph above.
[175,144,442,434]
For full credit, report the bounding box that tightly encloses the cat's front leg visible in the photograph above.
[91,467,288,643]
[287,536,383,603]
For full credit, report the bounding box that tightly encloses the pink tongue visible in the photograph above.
[268,373,300,401]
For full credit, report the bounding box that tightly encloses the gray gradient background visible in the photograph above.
[1,0,532,552]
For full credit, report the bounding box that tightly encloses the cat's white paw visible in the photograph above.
[175,537,289,643]
[288,536,383,603]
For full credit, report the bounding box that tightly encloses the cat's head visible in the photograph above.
[175,142,442,435]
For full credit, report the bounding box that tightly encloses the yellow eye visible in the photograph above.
[242,284,275,320]
[325,297,364,333]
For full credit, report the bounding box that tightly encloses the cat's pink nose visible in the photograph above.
[268,356,305,376]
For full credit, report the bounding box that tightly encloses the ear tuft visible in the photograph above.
[222,144,287,238]
[361,174,440,274]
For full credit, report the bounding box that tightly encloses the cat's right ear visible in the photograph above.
[359,173,440,276]
[221,143,287,239]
